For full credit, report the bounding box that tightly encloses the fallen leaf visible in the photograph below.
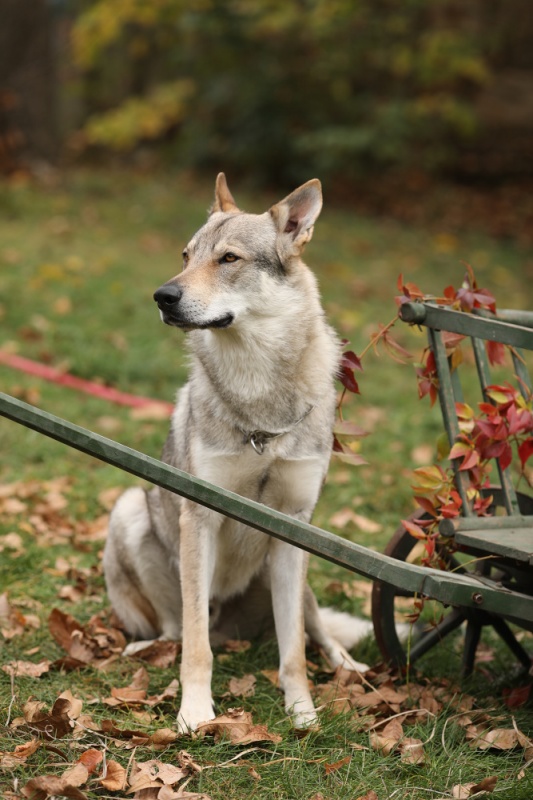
[147,728,178,749]
[470,776,498,794]
[452,785,473,799]
[197,708,282,745]
[399,737,425,765]
[77,748,103,774]
[261,669,279,686]
[21,775,87,800]
[473,728,520,751]
[0,739,40,768]
[227,674,256,698]
[57,689,83,719]
[2,660,50,678]
[324,755,351,773]
[503,684,531,709]
[130,759,188,789]
[329,508,382,534]
[61,762,89,788]
[370,719,404,755]
[98,759,127,791]
[22,696,74,740]
[127,639,180,668]
[224,639,251,653]
[355,792,379,800]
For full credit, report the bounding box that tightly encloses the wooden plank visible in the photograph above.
[454,527,533,564]
[400,303,533,351]
[2,391,533,623]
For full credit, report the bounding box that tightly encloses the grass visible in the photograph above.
[1,168,533,798]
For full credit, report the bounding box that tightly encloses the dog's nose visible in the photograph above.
[153,283,183,308]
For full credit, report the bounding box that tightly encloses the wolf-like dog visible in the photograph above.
[103,174,372,733]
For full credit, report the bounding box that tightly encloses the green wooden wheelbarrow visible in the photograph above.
[372,302,533,675]
[1,303,532,674]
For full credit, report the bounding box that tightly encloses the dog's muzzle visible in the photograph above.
[153,282,234,330]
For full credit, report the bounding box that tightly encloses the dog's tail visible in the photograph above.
[317,607,374,651]
[318,606,413,650]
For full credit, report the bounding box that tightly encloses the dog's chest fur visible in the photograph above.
[181,434,326,600]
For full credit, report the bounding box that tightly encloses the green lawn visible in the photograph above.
[1,169,532,799]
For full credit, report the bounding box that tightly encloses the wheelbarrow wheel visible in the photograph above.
[371,489,533,676]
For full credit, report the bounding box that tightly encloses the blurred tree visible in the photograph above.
[70,0,531,185]
[0,0,58,172]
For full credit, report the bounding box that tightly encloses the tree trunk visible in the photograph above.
[0,0,58,172]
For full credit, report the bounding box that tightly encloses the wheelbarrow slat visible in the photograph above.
[453,527,533,564]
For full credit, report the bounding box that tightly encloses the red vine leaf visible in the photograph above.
[338,365,360,394]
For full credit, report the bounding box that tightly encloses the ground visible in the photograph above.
[0,169,532,799]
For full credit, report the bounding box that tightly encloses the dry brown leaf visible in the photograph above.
[452,785,473,799]
[329,508,382,534]
[370,719,404,755]
[128,759,188,794]
[48,608,127,666]
[77,748,103,774]
[2,659,50,678]
[146,678,181,708]
[23,697,74,740]
[0,738,40,768]
[355,792,379,800]
[324,755,351,774]
[227,674,256,698]
[223,639,251,653]
[470,776,498,795]
[57,690,83,719]
[61,762,89,788]
[197,708,282,745]
[127,639,180,668]
[399,737,425,765]
[105,687,148,707]
[48,608,85,652]
[99,759,127,791]
[473,728,520,751]
[248,766,261,781]
[261,669,279,686]
[147,728,178,749]
[21,775,87,800]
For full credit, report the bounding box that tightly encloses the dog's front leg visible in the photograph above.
[177,502,216,733]
[269,539,317,728]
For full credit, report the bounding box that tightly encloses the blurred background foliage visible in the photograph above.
[1,0,532,192]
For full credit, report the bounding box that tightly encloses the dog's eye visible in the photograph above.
[182,251,189,268]
[220,252,240,264]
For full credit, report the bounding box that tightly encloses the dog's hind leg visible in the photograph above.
[304,586,370,673]
[104,487,182,650]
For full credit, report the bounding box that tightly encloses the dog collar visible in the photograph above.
[240,405,316,455]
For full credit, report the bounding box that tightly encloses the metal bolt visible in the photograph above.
[472,592,484,605]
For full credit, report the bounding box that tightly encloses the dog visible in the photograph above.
[103,174,372,733]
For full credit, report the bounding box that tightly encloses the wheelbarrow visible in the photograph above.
[372,302,533,676]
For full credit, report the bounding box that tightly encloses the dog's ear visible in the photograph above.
[210,172,240,214]
[269,179,322,252]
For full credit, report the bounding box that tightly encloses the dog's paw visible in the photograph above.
[177,700,215,734]
[288,701,319,731]
[325,642,369,673]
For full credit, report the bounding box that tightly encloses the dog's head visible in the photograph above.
[153,173,322,331]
